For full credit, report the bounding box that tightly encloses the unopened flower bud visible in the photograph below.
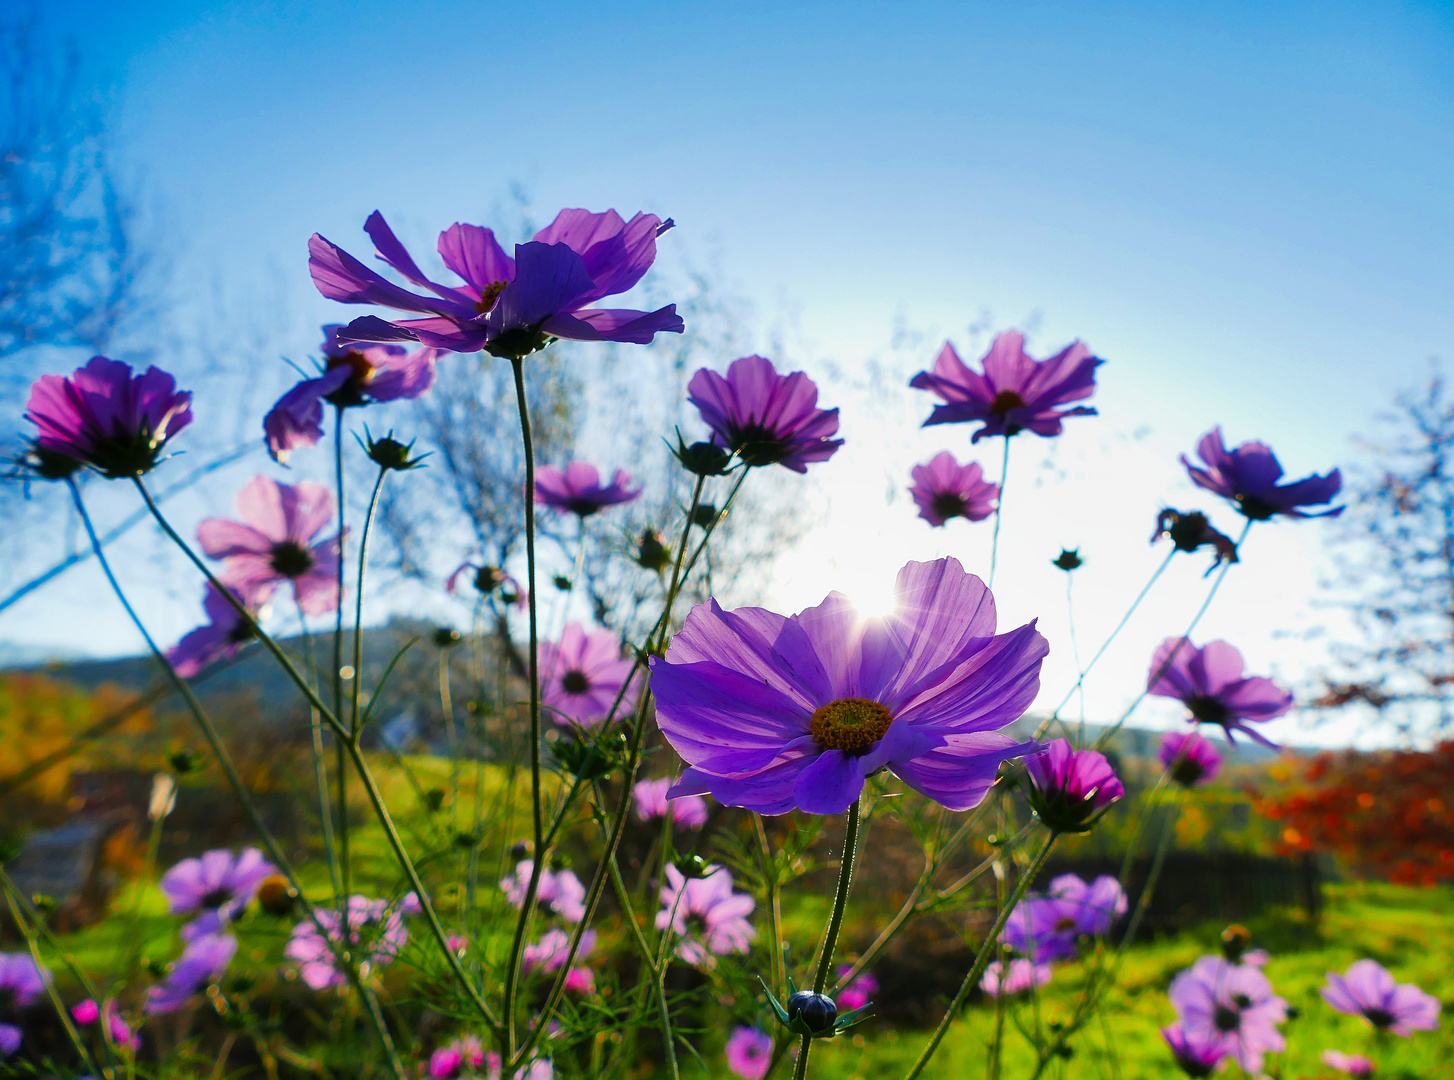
[671,433,732,477]
[637,529,671,572]
[787,991,838,1036]
[169,749,204,775]
[1052,548,1083,571]
[256,875,298,917]
[433,626,462,648]
[690,503,719,529]
[148,773,177,821]
[1219,924,1252,963]
[18,442,84,481]
[360,428,429,471]
[552,574,572,592]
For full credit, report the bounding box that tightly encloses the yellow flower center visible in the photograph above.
[476,280,509,314]
[809,697,893,755]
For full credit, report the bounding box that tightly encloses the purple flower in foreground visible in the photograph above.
[909,451,999,527]
[909,331,1101,442]
[725,1025,773,1080]
[1023,739,1124,834]
[1322,1049,1376,1075]
[500,861,586,924]
[197,475,340,616]
[540,623,638,728]
[981,959,1053,998]
[835,966,878,1012]
[0,954,46,1056]
[159,847,276,940]
[1152,509,1239,574]
[284,897,407,990]
[1002,874,1126,962]
[1160,1023,1229,1078]
[1321,960,1441,1036]
[311,208,682,359]
[167,584,260,678]
[1183,427,1342,521]
[146,933,237,1014]
[535,462,642,517]
[633,778,709,829]
[652,557,1046,816]
[1170,955,1288,1075]
[1159,730,1223,788]
[25,356,193,478]
[656,864,756,966]
[1148,638,1293,748]
[687,355,843,472]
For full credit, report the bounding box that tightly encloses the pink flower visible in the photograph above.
[655,864,755,966]
[724,1026,773,1080]
[632,778,709,829]
[1322,1049,1376,1076]
[834,965,878,1011]
[166,584,261,678]
[1321,960,1441,1036]
[1024,739,1124,834]
[500,861,586,923]
[909,451,999,527]
[540,623,638,728]
[1169,955,1287,1075]
[980,959,1052,998]
[522,928,596,978]
[71,999,100,1025]
[428,1035,484,1079]
[284,896,407,990]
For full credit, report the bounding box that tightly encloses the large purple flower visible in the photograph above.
[159,847,277,940]
[25,356,193,478]
[1159,730,1223,788]
[285,896,407,990]
[1023,739,1124,834]
[655,864,756,966]
[686,355,843,473]
[167,584,261,678]
[311,209,683,358]
[1002,873,1127,961]
[145,932,237,1014]
[1182,427,1342,521]
[909,331,1101,442]
[535,462,642,517]
[0,954,47,1057]
[653,558,1046,816]
[1170,955,1288,1075]
[541,623,639,728]
[1321,960,1441,1036]
[909,451,999,527]
[1160,1024,1229,1078]
[1148,638,1293,748]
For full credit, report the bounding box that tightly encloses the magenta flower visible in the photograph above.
[655,864,756,966]
[1160,1023,1229,1078]
[284,896,407,990]
[1322,1050,1376,1076]
[0,954,46,1056]
[71,999,100,1025]
[167,584,260,678]
[909,331,1100,443]
[483,1054,554,1080]
[535,462,642,517]
[500,861,586,923]
[99,1000,139,1051]
[633,777,709,829]
[159,846,276,940]
[541,623,638,728]
[197,475,340,617]
[981,959,1053,998]
[686,355,843,473]
[1148,638,1293,748]
[1182,427,1342,521]
[724,1026,773,1080]
[263,327,437,464]
[652,557,1046,816]
[1321,960,1441,1036]
[146,932,237,1014]
[1159,730,1223,787]
[522,927,596,974]
[834,967,879,1012]
[311,208,682,358]
[429,1035,485,1079]
[1023,739,1124,834]
[1169,955,1288,1075]
[909,451,999,527]
[1002,874,1126,962]
[25,356,193,478]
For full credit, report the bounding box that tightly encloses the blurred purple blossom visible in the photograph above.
[284,897,406,990]
[724,1025,773,1080]
[1321,960,1441,1036]
[908,451,999,527]
[500,861,586,924]
[1322,1049,1376,1075]
[633,777,709,829]
[1147,638,1293,748]
[167,584,260,678]
[146,933,237,1014]
[1159,1023,1228,1078]
[159,846,276,940]
[1169,955,1287,1075]
[1182,427,1342,521]
[534,462,642,517]
[540,624,638,728]
[1159,730,1223,787]
[834,966,878,1011]
[981,958,1053,998]
[655,864,756,966]
[0,954,46,1056]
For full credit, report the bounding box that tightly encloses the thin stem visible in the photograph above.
[988,436,1011,588]
[1065,572,1086,744]
[334,410,351,905]
[755,814,787,996]
[298,616,342,899]
[352,466,387,738]
[440,646,460,824]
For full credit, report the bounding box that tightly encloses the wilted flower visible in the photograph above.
[1023,739,1124,833]
[1169,955,1288,1075]
[540,623,638,728]
[909,331,1101,442]
[25,356,193,478]
[633,777,709,829]
[1160,1023,1229,1078]
[724,1025,773,1080]
[284,897,407,989]
[908,451,999,527]
[834,966,878,1012]
[652,558,1046,815]
[687,355,843,472]
[1159,730,1223,787]
[1152,509,1239,572]
[146,933,237,1014]
[0,954,46,1056]
[1321,960,1441,1036]
[1002,874,1126,961]
[500,861,586,923]
[981,958,1053,998]
[1322,1049,1376,1076]
[655,864,756,966]
[160,847,276,940]
[535,462,641,517]
[1147,638,1293,748]
[1182,427,1342,520]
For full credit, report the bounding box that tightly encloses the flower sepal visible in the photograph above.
[669,430,733,476]
[551,728,629,781]
[760,977,870,1039]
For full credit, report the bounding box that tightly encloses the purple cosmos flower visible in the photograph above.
[686,355,843,472]
[311,208,683,359]
[655,864,756,966]
[909,331,1101,442]
[159,847,276,941]
[145,932,238,1014]
[197,475,340,617]
[653,557,1046,816]
[1160,1023,1229,1078]
[1182,427,1343,521]
[167,584,261,678]
[1148,638,1294,748]
[1322,1050,1376,1076]
[535,462,642,517]
[724,1026,773,1080]
[834,967,878,1012]
[1169,955,1288,1075]
[541,623,638,728]
[522,928,596,974]
[909,451,999,527]
[284,896,407,990]
[633,778,710,829]
[1152,509,1239,574]
[500,861,587,923]
[1002,874,1127,962]
[0,954,47,1056]
[25,356,193,479]
[981,959,1053,998]
[1023,739,1124,834]
[1321,960,1441,1036]
[1159,730,1223,788]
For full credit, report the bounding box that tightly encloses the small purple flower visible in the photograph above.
[540,623,639,728]
[429,1035,485,1079]
[1148,638,1293,748]
[1023,739,1124,834]
[1047,873,1128,935]
[652,557,1047,816]
[1182,427,1343,521]
[159,847,276,940]
[633,778,709,829]
[0,954,47,1056]
[834,966,879,1012]
[25,356,193,478]
[1159,730,1223,787]
[197,475,340,617]
[167,584,261,678]
[1322,1049,1376,1076]
[1169,955,1288,1075]
[1002,874,1126,961]
[1152,509,1239,573]
[909,331,1101,443]
[500,861,586,923]
[535,462,642,517]
[284,896,407,990]
[1321,960,1441,1036]
[522,927,596,974]
[311,209,683,358]
[655,864,756,966]
[724,1025,773,1080]
[1160,1023,1229,1078]
[981,959,1053,998]
[908,451,999,527]
[686,355,843,472]
[145,933,237,1014]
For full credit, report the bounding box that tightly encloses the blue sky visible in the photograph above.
[12,0,1454,744]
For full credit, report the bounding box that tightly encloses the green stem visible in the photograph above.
[298,616,342,900]
[988,436,1011,589]
[334,410,350,905]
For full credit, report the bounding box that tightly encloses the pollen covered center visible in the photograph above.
[810,697,893,755]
